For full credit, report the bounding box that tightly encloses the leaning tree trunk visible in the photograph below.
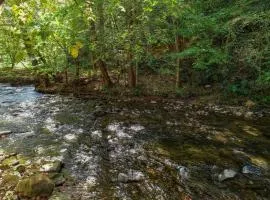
[96,0,113,88]
[127,51,136,88]
[97,59,113,87]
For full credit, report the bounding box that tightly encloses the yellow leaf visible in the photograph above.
[69,42,83,59]
[69,46,79,59]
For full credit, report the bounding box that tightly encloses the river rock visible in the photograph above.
[245,111,254,119]
[218,169,237,182]
[16,174,54,199]
[64,134,77,141]
[118,170,145,183]
[176,165,189,180]
[0,130,12,137]
[40,161,62,173]
[118,173,129,183]
[11,160,19,166]
[242,165,261,176]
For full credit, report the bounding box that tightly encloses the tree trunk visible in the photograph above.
[128,66,136,88]
[175,35,181,89]
[64,69,68,84]
[75,62,80,80]
[96,0,113,88]
[97,59,113,87]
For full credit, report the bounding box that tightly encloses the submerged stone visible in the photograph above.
[176,165,189,180]
[118,173,129,183]
[218,169,237,182]
[118,170,145,183]
[64,134,77,141]
[242,165,262,176]
[40,161,62,173]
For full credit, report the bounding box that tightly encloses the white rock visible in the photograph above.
[64,134,77,141]
[40,161,62,172]
[177,166,189,180]
[129,125,145,132]
[218,169,237,182]
[118,170,145,183]
[118,173,129,183]
[127,170,145,182]
[92,130,102,138]
[86,176,97,187]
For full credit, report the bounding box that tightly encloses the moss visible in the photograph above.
[2,155,27,166]
[2,156,18,166]
[15,174,54,198]
[39,127,53,135]
[2,174,20,187]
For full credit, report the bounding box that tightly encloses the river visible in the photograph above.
[0,84,269,199]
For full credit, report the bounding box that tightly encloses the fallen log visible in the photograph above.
[0,130,12,137]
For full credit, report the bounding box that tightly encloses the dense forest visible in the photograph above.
[0,0,269,102]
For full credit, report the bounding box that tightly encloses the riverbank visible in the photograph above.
[0,67,269,108]
[0,68,36,86]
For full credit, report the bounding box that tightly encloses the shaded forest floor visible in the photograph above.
[0,67,268,108]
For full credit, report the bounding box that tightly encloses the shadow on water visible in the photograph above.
[0,84,269,199]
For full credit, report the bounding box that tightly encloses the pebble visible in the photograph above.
[176,165,189,180]
[218,169,237,182]
[118,170,145,183]
[242,165,261,176]
[40,161,62,173]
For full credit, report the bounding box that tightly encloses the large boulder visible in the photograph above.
[15,174,54,199]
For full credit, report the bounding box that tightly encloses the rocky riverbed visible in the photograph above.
[0,83,269,199]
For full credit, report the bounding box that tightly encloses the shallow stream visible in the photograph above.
[0,84,269,199]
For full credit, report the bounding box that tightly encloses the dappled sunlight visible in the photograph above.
[0,85,269,199]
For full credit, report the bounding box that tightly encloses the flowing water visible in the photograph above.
[0,84,270,200]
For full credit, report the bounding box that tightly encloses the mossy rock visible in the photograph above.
[0,164,10,170]
[15,174,54,199]
[2,174,20,187]
[39,127,53,135]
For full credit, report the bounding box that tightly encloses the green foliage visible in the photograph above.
[0,0,269,100]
